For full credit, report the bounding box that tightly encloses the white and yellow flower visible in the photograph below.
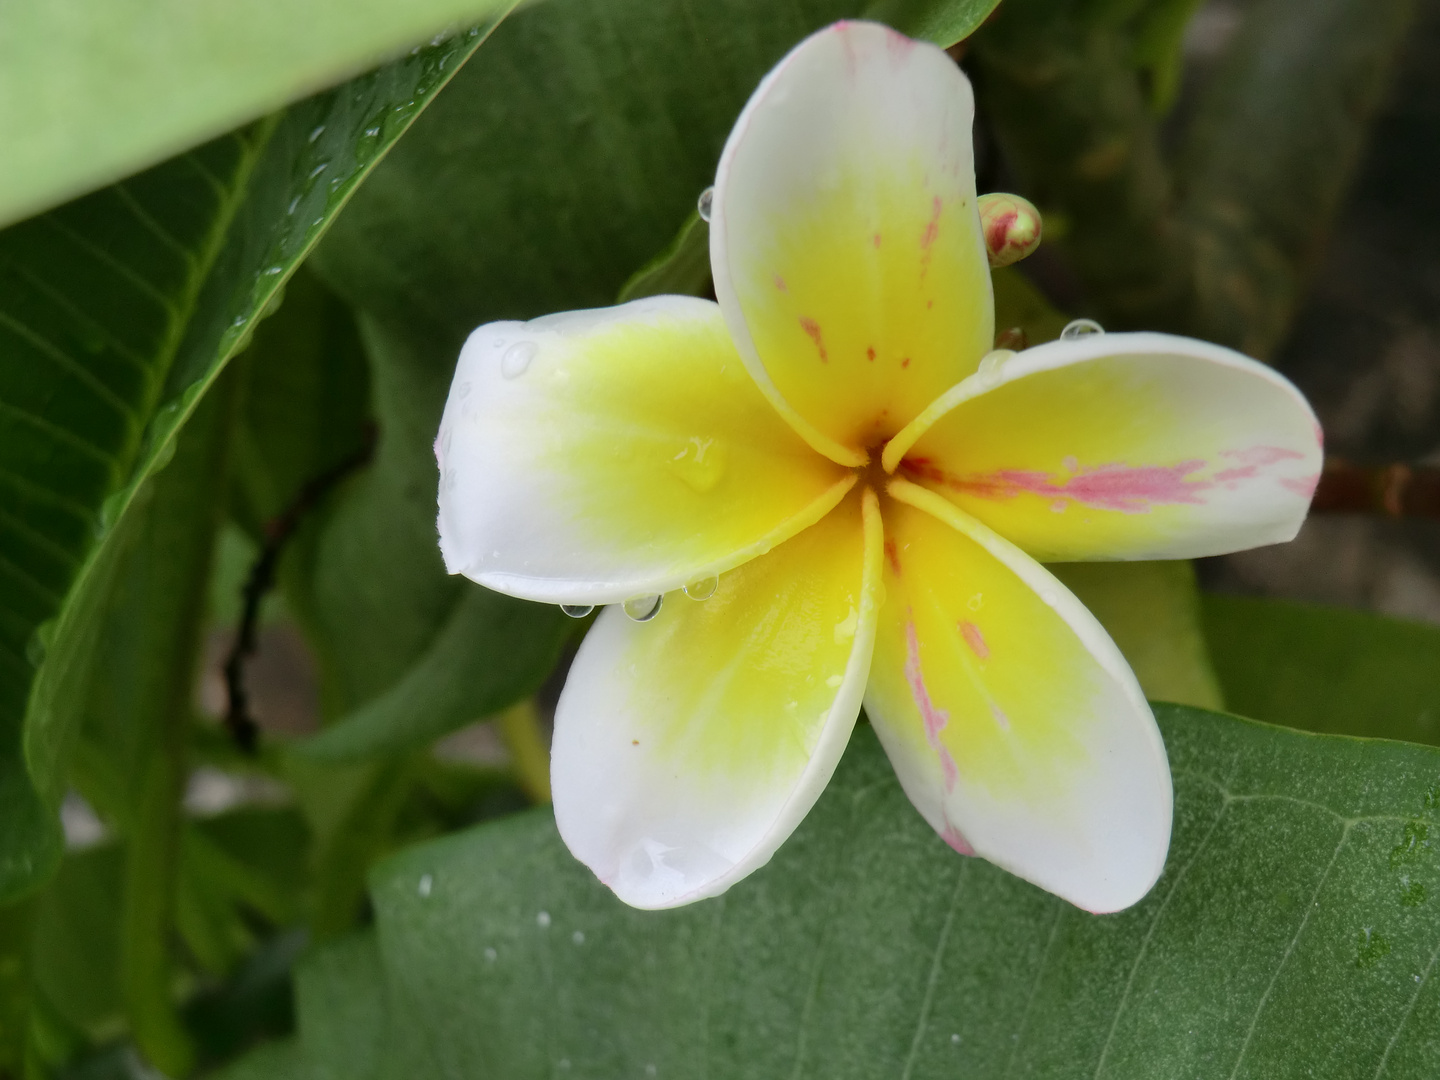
[434,21,1321,913]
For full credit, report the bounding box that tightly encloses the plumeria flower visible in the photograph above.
[434,21,1321,913]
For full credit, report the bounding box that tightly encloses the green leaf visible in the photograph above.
[230,265,374,537]
[1052,561,1223,709]
[293,933,388,1080]
[297,586,569,763]
[1180,0,1416,355]
[315,0,876,340]
[28,845,126,1041]
[616,212,712,304]
[865,0,1004,47]
[1203,596,1440,747]
[0,0,522,230]
[0,22,500,901]
[345,709,1440,1077]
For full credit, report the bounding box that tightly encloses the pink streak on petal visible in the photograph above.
[920,196,943,250]
[919,196,943,280]
[902,457,1213,513]
[1282,474,1321,497]
[959,620,990,661]
[1221,446,1306,468]
[990,703,1011,731]
[904,619,959,792]
[1213,466,1259,483]
[942,823,976,856]
[798,317,828,362]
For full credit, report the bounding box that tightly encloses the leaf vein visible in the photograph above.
[1225,821,1351,1080]
[0,256,152,374]
[1372,933,1440,1078]
[0,311,137,419]
[900,858,970,1080]
[0,398,121,468]
[41,214,179,312]
[1092,797,1230,1079]
[1001,898,1067,1080]
[114,182,197,262]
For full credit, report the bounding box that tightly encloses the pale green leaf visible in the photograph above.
[0,0,521,229]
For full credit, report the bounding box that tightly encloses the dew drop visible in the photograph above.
[951,1034,961,1045]
[536,910,551,928]
[484,946,497,961]
[308,124,326,143]
[979,348,1014,373]
[456,381,472,399]
[561,604,594,619]
[976,348,1015,382]
[683,576,718,601]
[1060,318,1104,340]
[697,186,715,222]
[666,435,727,493]
[572,930,585,945]
[417,873,433,897]
[501,340,537,379]
[623,594,663,622]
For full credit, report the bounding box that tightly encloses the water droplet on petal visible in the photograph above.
[561,604,594,619]
[683,576,718,601]
[1060,318,1104,340]
[456,381,472,399]
[975,349,1015,385]
[623,594,663,622]
[697,186,715,222]
[666,436,727,492]
[501,340,537,379]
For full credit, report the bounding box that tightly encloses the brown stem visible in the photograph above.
[223,425,377,752]
[1311,459,1440,519]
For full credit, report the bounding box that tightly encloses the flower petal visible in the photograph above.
[437,296,854,604]
[711,21,992,465]
[865,479,1171,913]
[552,488,882,909]
[883,331,1322,560]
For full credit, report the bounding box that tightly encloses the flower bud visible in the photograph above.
[978,192,1042,268]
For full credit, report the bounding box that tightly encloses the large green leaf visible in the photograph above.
[0,22,502,902]
[0,0,522,230]
[338,709,1440,1078]
[1203,595,1440,747]
[297,586,569,763]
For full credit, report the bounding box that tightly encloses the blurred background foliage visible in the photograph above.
[1,0,1438,1075]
